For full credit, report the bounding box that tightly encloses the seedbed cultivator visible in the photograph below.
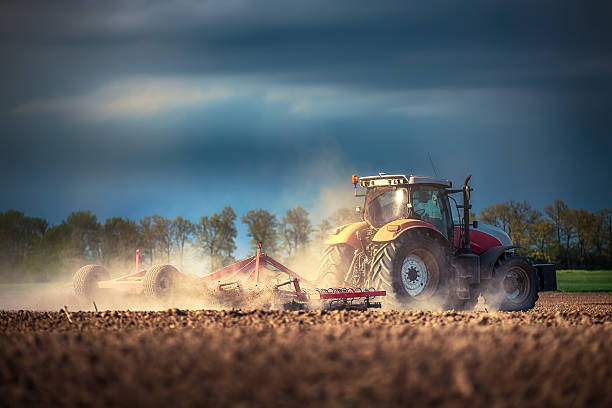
[73,243,386,311]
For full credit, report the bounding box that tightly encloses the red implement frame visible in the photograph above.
[318,290,386,299]
[98,242,310,293]
[95,242,385,309]
[202,242,309,286]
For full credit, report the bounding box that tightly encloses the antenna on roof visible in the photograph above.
[428,152,439,178]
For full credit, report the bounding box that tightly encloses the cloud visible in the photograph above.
[15,76,483,121]
[13,78,231,119]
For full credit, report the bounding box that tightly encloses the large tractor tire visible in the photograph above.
[316,244,354,288]
[370,230,458,310]
[73,264,110,301]
[143,264,180,299]
[486,254,539,311]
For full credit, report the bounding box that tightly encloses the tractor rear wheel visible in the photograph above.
[316,244,354,288]
[370,230,456,310]
[73,264,110,301]
[486,255,539,311]
[143,264,180,299]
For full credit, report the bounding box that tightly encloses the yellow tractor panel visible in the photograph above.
[372,218,443,242]
[324,221,368,250]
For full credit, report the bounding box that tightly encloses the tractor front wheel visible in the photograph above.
[370,230,456,310]
[316,245,354,288]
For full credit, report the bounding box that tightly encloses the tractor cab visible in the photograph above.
[358,174,454,244]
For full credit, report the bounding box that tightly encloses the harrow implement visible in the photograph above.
[73,243,386,310]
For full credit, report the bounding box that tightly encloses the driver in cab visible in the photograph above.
[412,190,442,229]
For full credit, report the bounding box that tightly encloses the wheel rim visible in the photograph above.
[502,267,530,302]
[401,254,429,297]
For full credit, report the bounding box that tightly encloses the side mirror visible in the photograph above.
[472,220,479,229]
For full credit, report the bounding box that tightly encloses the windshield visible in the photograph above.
[365,188,408,228]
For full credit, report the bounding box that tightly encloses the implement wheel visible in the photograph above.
[143,264,180,299]
[73,264,110,301]
[316,244,354,288]
[370,230,456,310]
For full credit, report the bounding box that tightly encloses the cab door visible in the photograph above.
[411,186,454,245]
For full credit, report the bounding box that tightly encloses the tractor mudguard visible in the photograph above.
[371,218,447,243]
[479,245,517,280]
[324,221,368,250]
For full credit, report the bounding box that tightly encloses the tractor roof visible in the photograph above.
[359,174,452,188]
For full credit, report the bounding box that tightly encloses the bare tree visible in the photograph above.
[197,206,237,271]
[280,206,313,256]
[479,203,512,234]
[544,199,568,245]
[508,201,541,247]
[480,201,540,247]
[138,216,155,265]
[0,210,48,268]
[152,215,173,263]
[101,217,139,264]
[530,220,555,262]
[241,209,278,254]
[172,216,195,270]
[311,218,334,255]
[314,218,333,243]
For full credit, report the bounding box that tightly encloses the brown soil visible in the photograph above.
[1,292,611,407]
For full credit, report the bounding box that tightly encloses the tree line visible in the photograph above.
[478,199,612,269]
[2,198,609,282]
[0,206,359,282]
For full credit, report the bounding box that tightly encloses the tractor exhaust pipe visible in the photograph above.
[462,174,472,253]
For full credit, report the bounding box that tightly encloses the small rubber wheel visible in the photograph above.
[73,265,110,300]
[143,264,180,299]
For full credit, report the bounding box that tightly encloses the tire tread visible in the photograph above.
[73,264,110,300]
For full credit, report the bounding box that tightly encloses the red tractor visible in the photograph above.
[317,173,557,311]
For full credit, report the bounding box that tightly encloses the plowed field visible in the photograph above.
[1,292,611,407]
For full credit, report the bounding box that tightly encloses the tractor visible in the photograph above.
[317,173,557,311]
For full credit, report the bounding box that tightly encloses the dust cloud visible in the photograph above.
[0,171,507,313]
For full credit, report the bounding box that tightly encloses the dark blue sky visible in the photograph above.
[1,1,611,256]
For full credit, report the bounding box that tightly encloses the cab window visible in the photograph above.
[412,187,452,240]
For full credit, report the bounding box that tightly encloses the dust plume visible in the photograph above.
[0,164,504,313]
[0,246,214,311]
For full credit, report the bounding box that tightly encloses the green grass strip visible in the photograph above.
[556,270,612,292]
